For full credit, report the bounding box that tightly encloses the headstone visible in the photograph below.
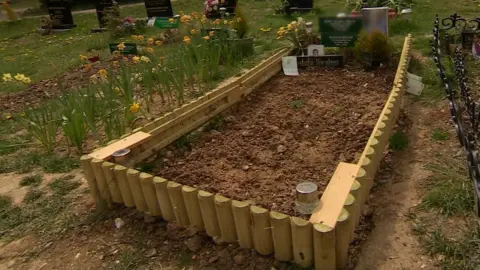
[109,43,138,55]
[319,17,363,47]
[205,0,237,18]
[362,7,389,36]
[297,56,344,68]
[144,0,174,18]
[288,0,313,13]
[45,0,76,29]
[462,30,475,50]
[95,0,116,29]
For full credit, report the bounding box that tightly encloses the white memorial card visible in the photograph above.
[406,72,425,96]
[282,56,299,76]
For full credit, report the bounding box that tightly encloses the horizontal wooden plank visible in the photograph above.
[89,131,151,160]
[309,162,358,227]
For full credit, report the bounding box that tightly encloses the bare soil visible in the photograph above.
[152,67,395,216]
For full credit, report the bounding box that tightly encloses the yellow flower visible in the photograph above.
[131,35,138,40]
[192,12,199,19]
[83,63,93,72]
[209,31,215,37]
[224,20,228,25]
[132,56,140,64]
[203,36,210,40]
[180,10,185,16]
[137,35,144,40]
[155,40,163,46]
[183,36,191,45]
[130,102,140,113]
[98,69,108,78]
[117,42,126,51]
[280,27,285,31]
[236,17,242,22]
[146,47,154,53]
[147,38,154,45]
[260,27,272,32]
[21,77,31,84]
[2,73,12,82]
[14,73,26,81]
[214,19,221,25]
[80,54,88,61]
[201,15,207,24]
[190,29,197,35]
[112,61,120,68]
[181,15,192,23]
[287,24,293,30]
[114,87,122,93]
[169,17,175,24]
[4,113,12,120]
[140,56,150,63]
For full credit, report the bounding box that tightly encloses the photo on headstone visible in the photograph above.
[362,7,389,36]
[144,0,174,18]
[307,45,325,56]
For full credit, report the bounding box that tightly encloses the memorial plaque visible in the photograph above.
[144,0,174,18]
[46,0,76,29]
[288,0,313,12]
[297,55,344,68]
[206,0,236,18]
[109,43,138,55]
[319,17,363,47]
[95,0,115,29]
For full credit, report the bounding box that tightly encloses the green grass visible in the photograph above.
[431,128,450,141]
[23,188,44,203]
[290,99,305,109]
[0,195,12,210]
[19,173,43,186]
[389,131,409,151]
[0,151,80,174]
[48,175,80,196]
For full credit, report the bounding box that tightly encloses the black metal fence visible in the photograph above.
[432,14,480,215]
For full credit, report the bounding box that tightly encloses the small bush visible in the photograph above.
[354,30,393,67]
[232,7,249,39]
[389,131,409,150]
[20,174,44,187]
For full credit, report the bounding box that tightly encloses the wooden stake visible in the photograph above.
[251,206,274,255]
[139,173,162,216]
[91,159,112,208]
[198,190,220,237]
[214,195,237,243]
[336,208,350,269]
[270,211,293,261]
[313,223,336,270]
[182,186,204,231]
[344,194,356,243]
[113,165,135,208]
[291,217,313,268]
[350,180,363,228]
[101,162,123,204]
[232,200,254,249]
[126,169,147,212]
[167,181,190,226]
[153,177,175,221]
[80,155,106,209]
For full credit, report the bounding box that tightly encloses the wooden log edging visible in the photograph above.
[80,35,412,270]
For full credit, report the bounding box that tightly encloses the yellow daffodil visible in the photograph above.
[180,10,185,16]
[112,61,120,68]
[147,38,154,45]
[169,17,175,23]
[137,35,144,40]
[117,42,126,51]
[224,20,228,25]
[83,63,93,72]
[181,15,192,23]
[209,31,215,37]
[132,56,140,64]
[214,19,221,25]
[4,113,12,120]
[90,74,98,84]
[98,69,108,79]
[190,29,197,35]
[201,15,207,24]
[80,54,88,61]
[203,36,210,40]
[192,12,199,19]
[155,40,163,46]
[130,102,140,113]
[2,73,12,82]
[131,35,138,40]
[114,87,122,93]
[183,36,191,45]
[260,27,272,32]
[140,56,150,63]
[280,27,285,31]
[146,47,154,53]
[236,17,242,22]
[287,24,293,30]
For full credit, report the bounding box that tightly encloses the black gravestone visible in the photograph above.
[206,0,237,19]
[144,0,174,18]
[46,0,76,29]
[95,0,115,29]
[288,0,313,13]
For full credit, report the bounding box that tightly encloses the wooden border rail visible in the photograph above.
[81,35,412,269]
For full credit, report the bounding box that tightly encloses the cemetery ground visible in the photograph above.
[0,0,480,269]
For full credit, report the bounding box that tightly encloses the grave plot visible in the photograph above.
[82,35,411,270]
[149,67,395,217]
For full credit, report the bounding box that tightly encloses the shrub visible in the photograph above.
[232,7,249,39]
[354,30,393,67]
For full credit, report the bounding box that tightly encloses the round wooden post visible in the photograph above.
[270,211,293,261]
[291,217,313,268]
[344,194,356,243]
[167,181,190,226]
[214,195,237,243]
[251,206,274,255]
[198,190,220,237]
[153,177,175,221]
[101,162,123,204]
[126,169,148,212]
[350,180,363,228]
[139,173,162,216]
[80,155,105,209]
[91,159,112,208]
[232,200,254,249]
[113,165,135,207]
[313,223,336,270]
[336,208,350,269]
[182,186,204,231]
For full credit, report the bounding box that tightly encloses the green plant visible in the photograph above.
[23,105,60,153]
[20,174,43,187]
[58,92,91,153]
[432,128,450,141]
[48,175,81,196]
[24,189,44,204]
[354,30,393,67]
[277,17,309,51]
[389,131,409,150]
[0,195,12,210]
[290,99,305,109]
[232,7,249,39]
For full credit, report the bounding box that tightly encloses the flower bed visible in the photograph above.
[81,35,411,269]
